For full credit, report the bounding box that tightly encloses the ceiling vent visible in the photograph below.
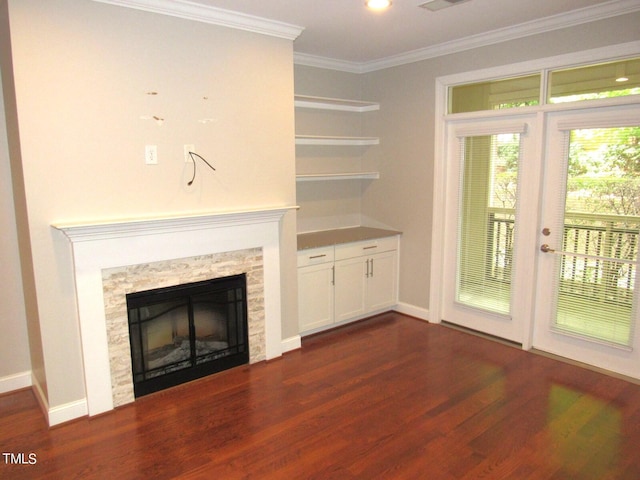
[418,0,472,11]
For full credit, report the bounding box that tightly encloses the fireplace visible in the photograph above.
[53,206,296,421]
[127,274,248,397]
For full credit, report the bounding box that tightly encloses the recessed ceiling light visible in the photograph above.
[616,76,629,83]
[366,0,392,10]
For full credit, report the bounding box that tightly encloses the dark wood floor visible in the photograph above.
[3,312,640,479]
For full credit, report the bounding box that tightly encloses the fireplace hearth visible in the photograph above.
[127,274,249,397]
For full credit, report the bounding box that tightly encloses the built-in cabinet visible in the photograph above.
[295,94,399,335]
[298,234,399,334]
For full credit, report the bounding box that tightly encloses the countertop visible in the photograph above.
[297,226,401,250]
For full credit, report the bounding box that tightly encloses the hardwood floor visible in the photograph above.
[2,312,640,479]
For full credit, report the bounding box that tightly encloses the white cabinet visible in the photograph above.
[297,246,335,332]
[365,250,399,312]
[298,235,399,335]
[334,256,367,322]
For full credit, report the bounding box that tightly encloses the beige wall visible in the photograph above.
[2,0,297,410]
[0,32,31,383]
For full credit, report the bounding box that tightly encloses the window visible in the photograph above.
[549,58,640,103]
[449,74,540,114]
[448,57,640,114]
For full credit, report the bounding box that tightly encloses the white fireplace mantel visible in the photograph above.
[53,206,294,241]
[53,206,297,419]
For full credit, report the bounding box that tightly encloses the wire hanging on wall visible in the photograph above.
[187,151,216,186]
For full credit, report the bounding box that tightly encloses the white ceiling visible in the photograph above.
[191,0,638,71]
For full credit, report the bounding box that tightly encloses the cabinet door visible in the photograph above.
[366,250,398,312]
[334,256,367,323]
[298,263,335,332]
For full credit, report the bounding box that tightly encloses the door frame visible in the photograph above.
[430,42,640,352]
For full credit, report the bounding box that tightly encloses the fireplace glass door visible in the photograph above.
[127,274,248,397]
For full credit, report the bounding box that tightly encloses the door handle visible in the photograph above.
[540,244,555,253]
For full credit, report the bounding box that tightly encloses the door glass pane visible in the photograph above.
[553,126,640,346]
[456,133,521,314]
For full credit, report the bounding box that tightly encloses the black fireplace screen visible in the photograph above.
[126,274,248,397]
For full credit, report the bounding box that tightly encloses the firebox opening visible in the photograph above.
[126,274,248,397]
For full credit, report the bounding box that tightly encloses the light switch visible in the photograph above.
[145,145,158,165]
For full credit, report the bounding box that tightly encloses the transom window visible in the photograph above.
[449,57,640,114]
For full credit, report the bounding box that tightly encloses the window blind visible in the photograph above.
[550,127,639,348]
[455,133,522,316]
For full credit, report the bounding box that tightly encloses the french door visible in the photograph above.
[442,105,640,379]
[441,115,540,343]
[533,105,640,379]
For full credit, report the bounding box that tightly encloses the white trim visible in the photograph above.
[439,41,640,87]
[394,303,430,322]
[52,206,297,241]
[91,0,304,40]
[294,52,364,74]
[281,335,302,353]
[294,1,640,73]
[0,370,32,394]
[31,375,48,423]
[429,76,449,328]
[48,399,88,427]
[453,121,528,138]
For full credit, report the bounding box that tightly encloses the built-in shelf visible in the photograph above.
[294,94,380,185]
[296,172,380,182]
[295,135,379,146]
[294,95,380,112]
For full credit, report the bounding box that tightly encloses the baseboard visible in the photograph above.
[282,335,301,353]
[0,370,32,394]
[394,302,430,321]
[48,398,88,427]
[31,374,88,426]
[31,375,49,423]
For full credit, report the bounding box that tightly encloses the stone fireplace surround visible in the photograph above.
[54,206,295,419]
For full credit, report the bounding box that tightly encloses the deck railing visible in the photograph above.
[487,209,638,305]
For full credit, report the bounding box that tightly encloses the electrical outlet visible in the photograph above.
[145,145,158,165]
[184,144,195,163]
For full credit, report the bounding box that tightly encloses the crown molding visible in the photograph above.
[91,0,304,40]
[295,0,640,73]
[293,53,365,74]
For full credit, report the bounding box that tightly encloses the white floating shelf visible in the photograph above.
[295,135,379,146]
[294,95,380,112]
[296,172,380,182]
